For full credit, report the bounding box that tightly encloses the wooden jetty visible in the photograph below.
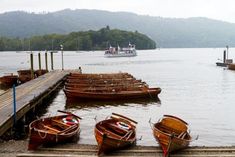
[14,145,235,157]
[0,70,71,137]
[0,140,234,157]
[0,143,235,157]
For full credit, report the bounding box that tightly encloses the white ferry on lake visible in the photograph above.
[104,43,137,58]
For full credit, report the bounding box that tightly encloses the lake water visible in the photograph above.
[0,48,235,146]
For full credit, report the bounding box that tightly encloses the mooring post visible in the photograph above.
[60,44,64,70]
[223,50,226,63]
[50,51,54,70]
[30,53,34,79]
[38,52,41,70]
[226,45,229,60]
[45,51,48,71]
[13,84,17,126]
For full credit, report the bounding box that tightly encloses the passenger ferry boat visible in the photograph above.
[104,43,137,58]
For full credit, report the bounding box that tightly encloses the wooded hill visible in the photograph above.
[0,27,156,51]
[1,9,235,48]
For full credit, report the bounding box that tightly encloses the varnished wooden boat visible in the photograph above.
[67,76,135,81]
[35,69,48,77]
[95,113,137,155]
[150,115,196,157]
[68,73,134,79]
[70,72,132,78]
[17,69,34,83]
[228,63,235,70]
[64,87,161,100]
[65,85,149,91]
[0,74,18,86]
[28,110,81,150]
[65,82,148,89]
[66,78,141,84]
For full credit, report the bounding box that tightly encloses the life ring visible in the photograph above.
[116,121,131,130]
[62,116,78,125]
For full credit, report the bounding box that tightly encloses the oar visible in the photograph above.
[57,110,82,120]
[148,118,154,129]
[191,135,199,141]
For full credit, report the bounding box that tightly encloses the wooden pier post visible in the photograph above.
[30,53,34,79]
[45,51,48,71]
[226,45,229,60]
[13,84,16,126]
[223,50,226,63]
[60,45,64,70]
[50,51,54,70]
[38,52,41,70]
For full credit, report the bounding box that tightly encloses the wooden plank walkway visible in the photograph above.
[0,70,70,136]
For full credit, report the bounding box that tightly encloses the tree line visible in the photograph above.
[0,27,156,51]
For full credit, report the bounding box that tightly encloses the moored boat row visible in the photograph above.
[0,73,18,87]
[0,69,48,87]
[17,69,48,83]
[28,112,197,157]
[228,63,235,70]
[64,72,161,101]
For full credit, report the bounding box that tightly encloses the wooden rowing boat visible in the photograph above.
[17,69,34,83]
[70,72,132,78]
[0,74,18,86]
[28,110,81,150]
[67,76,134,80]
[228,63,235,70]
[35,69,48,77]
[94,113,137,155]
[65,82,148,89]
[150,115,195,157]
[68,73,134,79]
[64,87,161,100]
[66,78,141,84]
[64,85,149,92]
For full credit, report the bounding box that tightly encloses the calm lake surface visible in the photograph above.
[0,48,235,146]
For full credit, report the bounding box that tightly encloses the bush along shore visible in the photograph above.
[0,26,156,51]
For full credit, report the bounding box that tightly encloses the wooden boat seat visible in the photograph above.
[99,126,124,139]
[43,125,60,133]
[178,131,187,139]
[59,124,77,135]
[52,119,71,129]
[107,123,129,134]
[158,124,182,136]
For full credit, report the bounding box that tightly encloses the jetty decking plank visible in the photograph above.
[0,70,70,136]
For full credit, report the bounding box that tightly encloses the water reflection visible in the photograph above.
[65,97,161,109]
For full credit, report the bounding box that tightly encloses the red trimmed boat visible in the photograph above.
[95,113,137,155]
[69,72,132,78]
[150,115,197,157]
[64,87,161,100]
[35,69,48,77]
[28,110,81,150]
[0,74,18,86]
[17,69,34,83]
[228,63,235,70]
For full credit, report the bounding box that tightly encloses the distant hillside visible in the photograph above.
[1,9,235,48]
[0,27,156,51]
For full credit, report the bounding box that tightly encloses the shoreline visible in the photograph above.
[1,140,235,157]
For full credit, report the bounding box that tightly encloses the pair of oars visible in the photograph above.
[57,110,82,120]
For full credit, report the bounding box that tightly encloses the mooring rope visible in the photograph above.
[38,130,47,139]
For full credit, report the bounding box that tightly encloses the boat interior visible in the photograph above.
[155,117,191,140]
[97,120,135,140]
[34,117,77,134]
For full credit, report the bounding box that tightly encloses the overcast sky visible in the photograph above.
[1,0,235,23]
